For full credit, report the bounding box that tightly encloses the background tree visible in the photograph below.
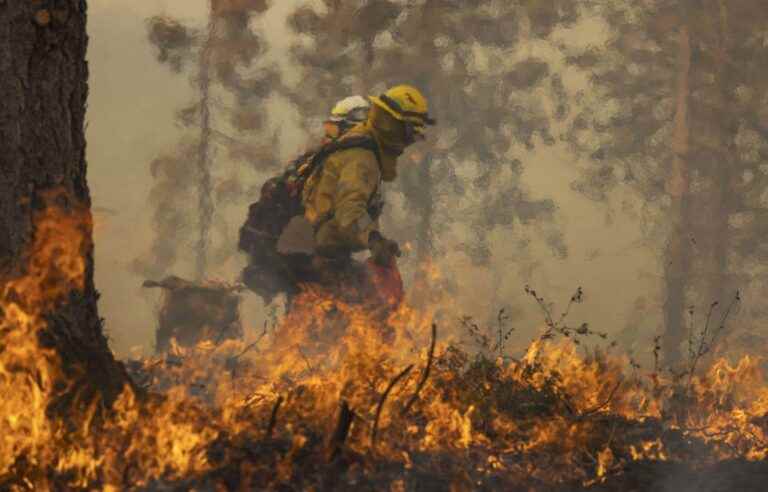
[700,1,768,355]
[286,0,401,129]
[562,0,768,363]
[379,3,575,313]
[137,0,277,280]
[0,2,128,403]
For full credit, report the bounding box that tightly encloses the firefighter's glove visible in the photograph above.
[368,231,401,266]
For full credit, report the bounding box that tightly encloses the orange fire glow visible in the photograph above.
[1,197,768,489]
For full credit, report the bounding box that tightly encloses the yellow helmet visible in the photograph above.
[369,85,436,127]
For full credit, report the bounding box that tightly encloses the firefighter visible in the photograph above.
[322,95,371,143]
[275,95,374,257]
[302,84,435,290]
[239,95,374,303]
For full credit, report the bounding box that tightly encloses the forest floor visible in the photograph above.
[109,286,768,491]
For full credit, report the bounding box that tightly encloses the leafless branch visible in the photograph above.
[266,395,284,438]
[686,291,741,391]
[401,324,437,417]
[371,364,414,450]
[327,400,354,463]
[575,380,622,420]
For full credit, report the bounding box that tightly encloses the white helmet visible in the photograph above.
[328,95,370,124]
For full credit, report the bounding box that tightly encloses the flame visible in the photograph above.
[596,446,614,478]
[0,195,91,482]
[630,439,668,461]
[3,193,768,488]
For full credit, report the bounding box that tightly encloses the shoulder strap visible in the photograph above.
[310,134,381,171]
[287,134,381,182]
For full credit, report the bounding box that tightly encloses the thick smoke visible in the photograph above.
[116,0,768,362]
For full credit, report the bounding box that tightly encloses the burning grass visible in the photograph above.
[2,201,768,491]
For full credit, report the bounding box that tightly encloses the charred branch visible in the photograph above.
[327,399,355,463]
[371,364,414,450]
[266,395,283,438]
[401,324,437,417]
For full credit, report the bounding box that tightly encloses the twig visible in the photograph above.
[327,400,354,463]
[498,309,505,355]
[371,364,414,449]
[493,309,513,357]
[576,380,622,420]
[213,324,232,346]
[556,287,583,328]
[700,300,719,352]
[525,285,556,330]
[652,335,661,393]
[582,448,598,464]
[297,346,314,374]
[557,390,577,416]
[266,395,284,438]
[526,285,584,342]
[686,291,741,391]
[241,391,268,408]
[228,325,269,383]
[234,323,268,361]
[687,305,696,360]
[707,290,741,354]
[401,324,437,417]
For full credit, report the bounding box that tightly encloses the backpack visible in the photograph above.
[238,134,382,301]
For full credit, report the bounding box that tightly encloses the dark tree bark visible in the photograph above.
[0,1,128,404]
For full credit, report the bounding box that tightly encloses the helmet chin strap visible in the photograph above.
[381,141,405,157]
[403,121,415,146]
[403,121,427,146]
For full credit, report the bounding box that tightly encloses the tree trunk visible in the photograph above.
[0,1,128,404]
[195,5,216,280]
[707,150,734,309]
[706,0,734,311]
[661,24,692,365]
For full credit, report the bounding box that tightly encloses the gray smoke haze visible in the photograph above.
[133,3,279,285]
[130,140,199,280]
[89,0,768,374]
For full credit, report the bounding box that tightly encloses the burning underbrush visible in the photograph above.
[2,203,768,491]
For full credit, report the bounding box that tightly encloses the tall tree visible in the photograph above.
[375,1,576,278]
[663,17,692,365]
[699,1,768,353]
[563,1,702,363]
[195,2,216,280]
[563,0,768,363]
[137,0,276,280]
[0,2,128,403]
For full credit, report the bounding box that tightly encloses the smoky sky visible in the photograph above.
[87,0,766,368]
